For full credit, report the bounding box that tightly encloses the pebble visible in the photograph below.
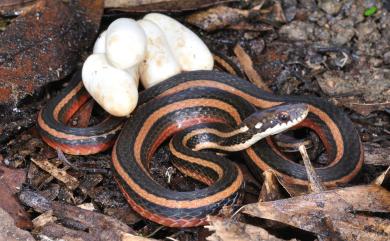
[332,29,355,46]
[356,21,380,41]
[331,19,355,45]
[282,0,298,22]
[278,21,314,41]
[314,27,331,42]
[299,0,317,11]
[384,51,390,65]
[369,57,383,67]
[319,0,343,15]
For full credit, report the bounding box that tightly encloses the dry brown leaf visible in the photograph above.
[31,158,79,190]
[332,215,390,241]
[243,185,390,240]
[339,100,390,116]
[274,175,308,196]
[32,210,56,229]
[186,3,283,31]
[105,0,236,12]
[228,21,274,31]
[259,170,285,202]
[27,157,63,189]
[206,216,293,241]
[233,44,271,91]
[0,0,35,16]
[0,0,34,7]
[186,5,249,32]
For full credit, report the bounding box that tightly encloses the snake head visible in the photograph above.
[243,103,309,137]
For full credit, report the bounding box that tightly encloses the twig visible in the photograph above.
[56,148,110,175]
[56,148,77,170]
[298,145,325,193]
[145,225,164,238]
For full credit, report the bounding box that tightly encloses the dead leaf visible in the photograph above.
[186,5,249,32]
[0,208,35,241]
[337,100,390,116]
[259,170,285,202]
[206,216,294,241]
[31,158,79,190]
[233,44,271,91]
[243,185,390,240]
[0,0,35,16]
[32,210,56,229]
[105,0,236,12]
[0,0,34,8]
[274,175,308,197]
[228,21,274,32]
[0,0,103,107]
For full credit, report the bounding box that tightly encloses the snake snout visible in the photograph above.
[243,103,309,135]
[284,103,309,123]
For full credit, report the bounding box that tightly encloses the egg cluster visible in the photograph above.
[82,13,214,117]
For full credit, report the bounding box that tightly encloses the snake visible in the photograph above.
[37,69,363,227]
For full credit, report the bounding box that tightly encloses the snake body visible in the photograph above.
[38,70,363,227]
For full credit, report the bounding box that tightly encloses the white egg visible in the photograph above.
[93,30,107,54]
[125,65,140,87]
[82,54,139,117]
[138,19,181,88]
[144,13,214,71]
[105,18,147,69]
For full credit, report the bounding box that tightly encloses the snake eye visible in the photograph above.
[278,112,290,121]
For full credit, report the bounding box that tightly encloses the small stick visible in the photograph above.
[57,148,77,170]
[300,145,341,241]
[298,145,325,193]
[56,148,110,175]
